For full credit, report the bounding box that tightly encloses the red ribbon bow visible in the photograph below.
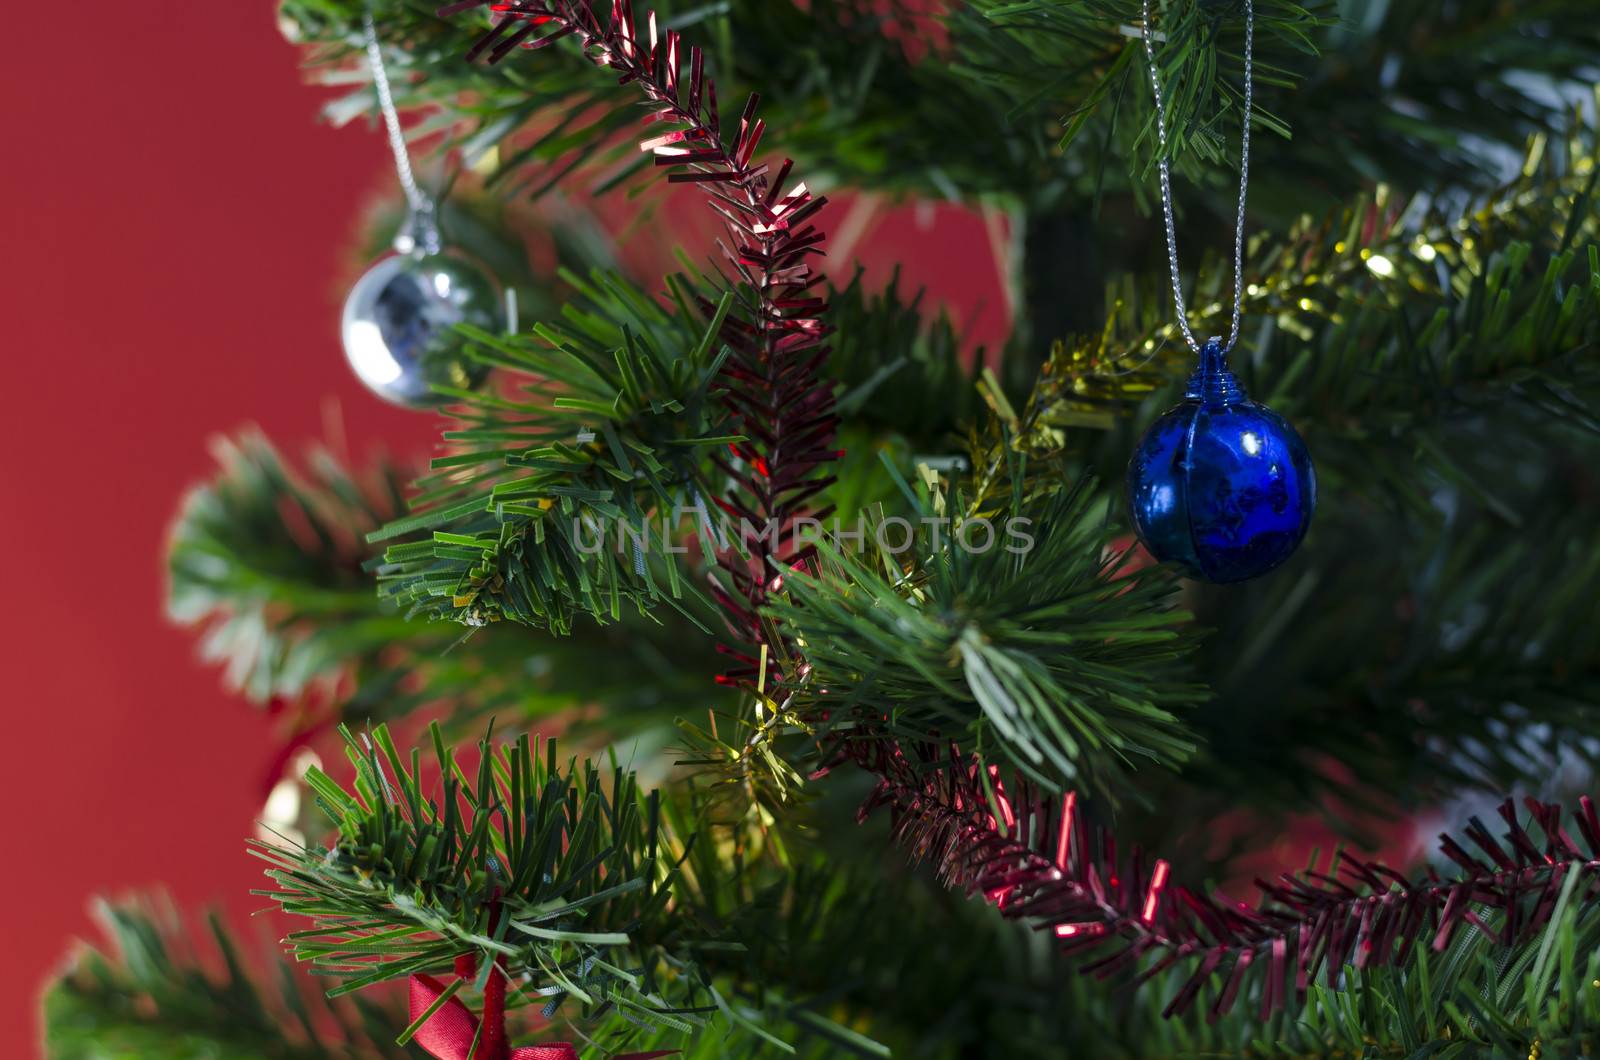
[407,956,675,1060]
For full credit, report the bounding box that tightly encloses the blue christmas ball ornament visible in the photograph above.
[1126,338,1315,583]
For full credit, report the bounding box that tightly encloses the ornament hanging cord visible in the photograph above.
[363,12,441,256]
[1141,0,1254,355]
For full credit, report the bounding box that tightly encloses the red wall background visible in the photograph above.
[0,6,1003,1055]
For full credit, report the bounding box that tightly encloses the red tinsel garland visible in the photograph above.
[450,0,837,692]
[868,741,1600,1018]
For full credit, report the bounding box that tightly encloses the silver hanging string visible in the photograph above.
[363,12,441,256]
[1140,0,1254,354]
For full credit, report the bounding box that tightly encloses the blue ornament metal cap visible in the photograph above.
[1184,336,1244,405]
[1126,338,1316,583]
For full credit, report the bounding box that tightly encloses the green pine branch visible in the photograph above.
[55,876,1600,1058]
[602,780,1600,1060]
[253,722,727,1047]
[365,270,735,632]
[276,0,1327,206]
[167,430,725,739]
[1025,894,1600,1058]
[252,720,923,1056]
[167,430,416,707]
[827,267,984,452]
[1262,0,1600,218]
[275,1,1600,224]
[44,895,421,1059]
[1012,122,1600,460]
[862,729,1600,1058]
[165,270,998,752]
[770,473,1203,793]
[955,0,1326,166]
[959,0,1600,211]
[363,254,999,639]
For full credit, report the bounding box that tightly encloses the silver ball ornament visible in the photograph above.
[340,249,501,408]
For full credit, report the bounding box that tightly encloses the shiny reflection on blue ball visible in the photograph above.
[1126,339,1315,583]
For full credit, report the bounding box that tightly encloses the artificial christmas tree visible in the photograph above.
[43,1,1600,1056]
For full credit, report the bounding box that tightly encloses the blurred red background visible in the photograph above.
[0,6,1005,1055]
